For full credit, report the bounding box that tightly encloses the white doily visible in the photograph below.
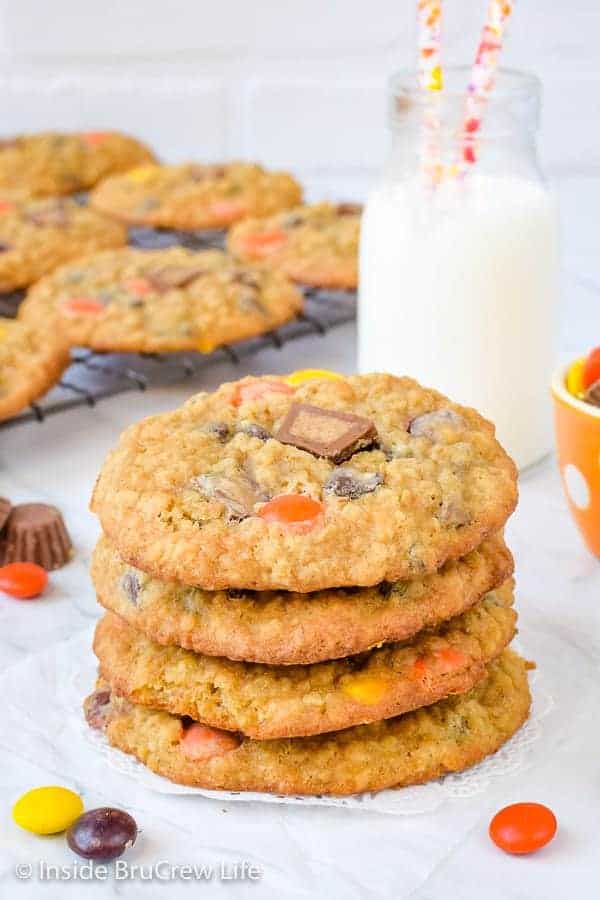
[48,629,555,816]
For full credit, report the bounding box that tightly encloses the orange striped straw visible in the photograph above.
[417,0,444,184]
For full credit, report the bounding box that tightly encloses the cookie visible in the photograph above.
[89,162,302,230]
[228,202,360,290]
[0,131,155,201]
[90,374,518,591]
[0,318,69,421]
[0,198,126,292]
[94,583,516,740]
[92,532,513,664]
[19,247,303,353]
[86,650,531,796]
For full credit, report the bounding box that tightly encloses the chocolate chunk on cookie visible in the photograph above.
[275,402,377,463]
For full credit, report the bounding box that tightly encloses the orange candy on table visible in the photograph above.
[180,724,241,762]
[60,297,104,316]
[239,229,288,258]
[231,380,295,407]
[0,562,48,599]
[258,494,324,533]
[489,802,557,855]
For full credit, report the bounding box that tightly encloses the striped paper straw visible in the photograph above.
[417,0,443,184]
[461,0,514,166]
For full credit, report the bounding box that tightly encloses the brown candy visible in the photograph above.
[0,503,73,570]
[584,379,600,408]
[275,403,377,463]
[146,264,208,291]
[0,497,11,532]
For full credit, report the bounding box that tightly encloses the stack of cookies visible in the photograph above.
[85,372,530,796]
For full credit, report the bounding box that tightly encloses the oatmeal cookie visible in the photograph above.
[0,131,155,201]
[90,373,518,591]
[19,247,303,353]
[92,532,513,664]
[89,162,302,231]
[0,198,126,292]
[94,584,516,739]
[85,650,531,795]
[228,202,360,289]
[0,317,69,421]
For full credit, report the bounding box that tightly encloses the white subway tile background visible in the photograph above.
[0,0,598,190]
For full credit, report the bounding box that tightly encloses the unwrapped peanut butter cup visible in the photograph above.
[0,497,11,533]
[0,503,73,570]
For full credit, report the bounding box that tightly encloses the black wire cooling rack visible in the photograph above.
[0,225,356,430]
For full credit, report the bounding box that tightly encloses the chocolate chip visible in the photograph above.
[238,423,271,441]
[203,421,231,442]
[408,409,466,440]
[336,202,362,216]
[438,500,471,527]
[231,270,261,289]
[275,403,377,464]
[584,379,600,407]
[121,572,140,605]
[147,264,208,291]
[84,689,112,730]
[324,467,383,499]
[190,471,268,522]
[377,581,394,597]
[0,242,11,253]
[227,588,251,600]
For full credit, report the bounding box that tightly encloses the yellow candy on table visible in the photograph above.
[341,674,390,705]
[12,786,84,835]
[283,369,343,387]
[566,357,586,398]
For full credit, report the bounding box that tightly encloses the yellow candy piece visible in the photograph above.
[566,357,586,398]
[197,339,216,354]
[283,369,343,387]
[0,325,6,341]
[13,786,83,835]
[127,165,159,184]
[342,675,390,705]
[428,65,443,92]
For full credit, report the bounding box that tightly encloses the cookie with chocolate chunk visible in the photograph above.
[0,317,69,421]
[0,198,126,292]
[0,130,155,201]
[94,583,516,739]
[86,650,531,796]
[89,162,302,230]
[19,246,303,353]
[90,373,518,591]
[228,202,360,289]
[92,533,513,665]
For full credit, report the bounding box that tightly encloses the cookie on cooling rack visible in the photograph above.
[85,650,531,796]
[0,131,155,201]
[89,162,303,231]
[0,198,126,292]
[0,317,69,422]
[90,372,518,592]
[19,246,304,353]
[228,202,361,290]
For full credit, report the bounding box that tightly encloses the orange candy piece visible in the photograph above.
[209,199,247,224]
[490,803,557,855]
[0,562,48,599]
[258,494,324,533]
[240,229,288,258]
[60,297,104,316]
[124,277,153,296]
[81,131,109,145]
[583,346,600,389]
[180,723,241,762]
[231,380,295,407]
[0,200,14,214]
[434,646,470,672]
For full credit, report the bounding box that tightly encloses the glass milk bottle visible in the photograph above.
[359,68,560,470]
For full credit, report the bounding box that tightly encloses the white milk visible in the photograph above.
[358,173,560,469]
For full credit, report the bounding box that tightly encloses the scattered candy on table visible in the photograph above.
[13,786,83,835]
[489,802,557,855]
[66,808,138,861]
[0,562,48,599]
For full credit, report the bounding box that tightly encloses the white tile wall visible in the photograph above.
[0,0,597,191]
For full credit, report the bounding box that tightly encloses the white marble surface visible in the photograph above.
[0,174,599,899]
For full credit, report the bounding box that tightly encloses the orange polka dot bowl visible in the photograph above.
[552,362,600,556]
